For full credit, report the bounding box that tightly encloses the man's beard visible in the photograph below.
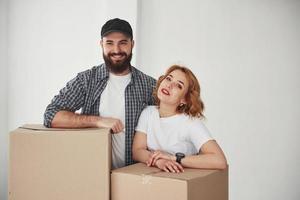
[103,51,132,74]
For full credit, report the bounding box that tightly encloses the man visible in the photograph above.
[44,18,156,169]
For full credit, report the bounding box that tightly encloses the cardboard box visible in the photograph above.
[9,124,111,200]
[111,163,228,200]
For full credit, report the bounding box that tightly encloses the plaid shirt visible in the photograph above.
[44,64,156,165]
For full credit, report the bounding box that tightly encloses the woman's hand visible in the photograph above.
[147,150,175,167]
[155,158,184,173]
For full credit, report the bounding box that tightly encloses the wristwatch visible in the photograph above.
[175,152,185,164]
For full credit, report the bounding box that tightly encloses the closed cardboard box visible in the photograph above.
[111,163,228,200]
[9,124,111,200]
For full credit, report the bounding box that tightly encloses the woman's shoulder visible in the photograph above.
[141,105,159,115]
[137,106,159,126]
[143,105,158,112]
[180,114,207,128]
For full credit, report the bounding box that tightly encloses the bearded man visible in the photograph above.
[44,18,156,169]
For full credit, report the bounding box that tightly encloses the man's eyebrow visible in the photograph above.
[119,39,129,42]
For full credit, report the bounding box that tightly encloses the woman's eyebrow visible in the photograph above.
[178,80,185,85]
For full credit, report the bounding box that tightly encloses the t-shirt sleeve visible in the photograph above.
[135,107,150,134]
[188,119,214,152]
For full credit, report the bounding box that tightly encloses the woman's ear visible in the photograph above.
[180,98,187,105]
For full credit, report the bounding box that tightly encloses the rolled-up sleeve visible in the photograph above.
[43,73,86,127]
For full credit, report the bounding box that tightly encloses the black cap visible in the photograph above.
[101,18,133,39]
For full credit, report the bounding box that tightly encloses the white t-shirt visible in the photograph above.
[135,106,213,155]
[99,72,131,169]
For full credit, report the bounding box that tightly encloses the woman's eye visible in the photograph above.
[166,77,171,81]
[177,84,183,89]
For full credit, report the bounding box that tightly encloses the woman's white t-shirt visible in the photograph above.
[135,106,213,155]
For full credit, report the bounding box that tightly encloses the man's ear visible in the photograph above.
[131,39,135,48]
[100,39,103,47]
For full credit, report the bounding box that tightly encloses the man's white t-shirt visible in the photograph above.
[135,106,213,155]
[99,72,131,169]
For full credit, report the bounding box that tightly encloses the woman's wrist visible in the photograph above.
[170,155,176,162]
[153,158,161,167]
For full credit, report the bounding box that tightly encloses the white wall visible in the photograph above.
[7,0,105,130]
[3,0,300,200]
[0,0,8,199]
[137,0,300,200]
[4,0,138,199]
[7,0,139,131]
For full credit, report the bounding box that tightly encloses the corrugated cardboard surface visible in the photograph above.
[9,124,111,200]
[111,163,228,200]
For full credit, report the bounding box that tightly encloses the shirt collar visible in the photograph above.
[98,63,139,84]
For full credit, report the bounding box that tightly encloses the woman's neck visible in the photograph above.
[158,103,178,118]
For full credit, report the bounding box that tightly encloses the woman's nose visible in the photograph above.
[167,82,175,89]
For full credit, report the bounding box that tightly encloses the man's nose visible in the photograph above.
[112,45,121,53]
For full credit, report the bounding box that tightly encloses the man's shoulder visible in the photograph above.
[132,67,156,84]
[77,64,103,75]
[77,64,107,80]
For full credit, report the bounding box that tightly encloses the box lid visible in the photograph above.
[112,163,224,181]
[9,124,110,136]
[20,124,103,131]
[112,162,161,175]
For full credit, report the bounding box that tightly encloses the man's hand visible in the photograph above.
[97,117,124,133]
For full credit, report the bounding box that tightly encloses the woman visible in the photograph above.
[132,65,227,173]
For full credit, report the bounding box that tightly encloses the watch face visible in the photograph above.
[176,152,185,158]
[175,152,185,164]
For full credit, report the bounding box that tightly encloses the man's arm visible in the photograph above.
[51,111,100,128]
[51,111,124,133]
[44,72,87,128]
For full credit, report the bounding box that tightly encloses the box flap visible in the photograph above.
[112,163,161,175]
[20,124,103,131]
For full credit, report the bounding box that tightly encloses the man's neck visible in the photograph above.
[110,69,131,76]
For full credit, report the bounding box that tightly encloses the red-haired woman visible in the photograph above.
[132,65,227,173]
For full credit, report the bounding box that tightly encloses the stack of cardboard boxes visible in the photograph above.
[9,125,228,200]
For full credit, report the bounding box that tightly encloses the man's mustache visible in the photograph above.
[108,52,127,57]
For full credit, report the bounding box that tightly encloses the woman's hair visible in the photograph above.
[153,65,205,118]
